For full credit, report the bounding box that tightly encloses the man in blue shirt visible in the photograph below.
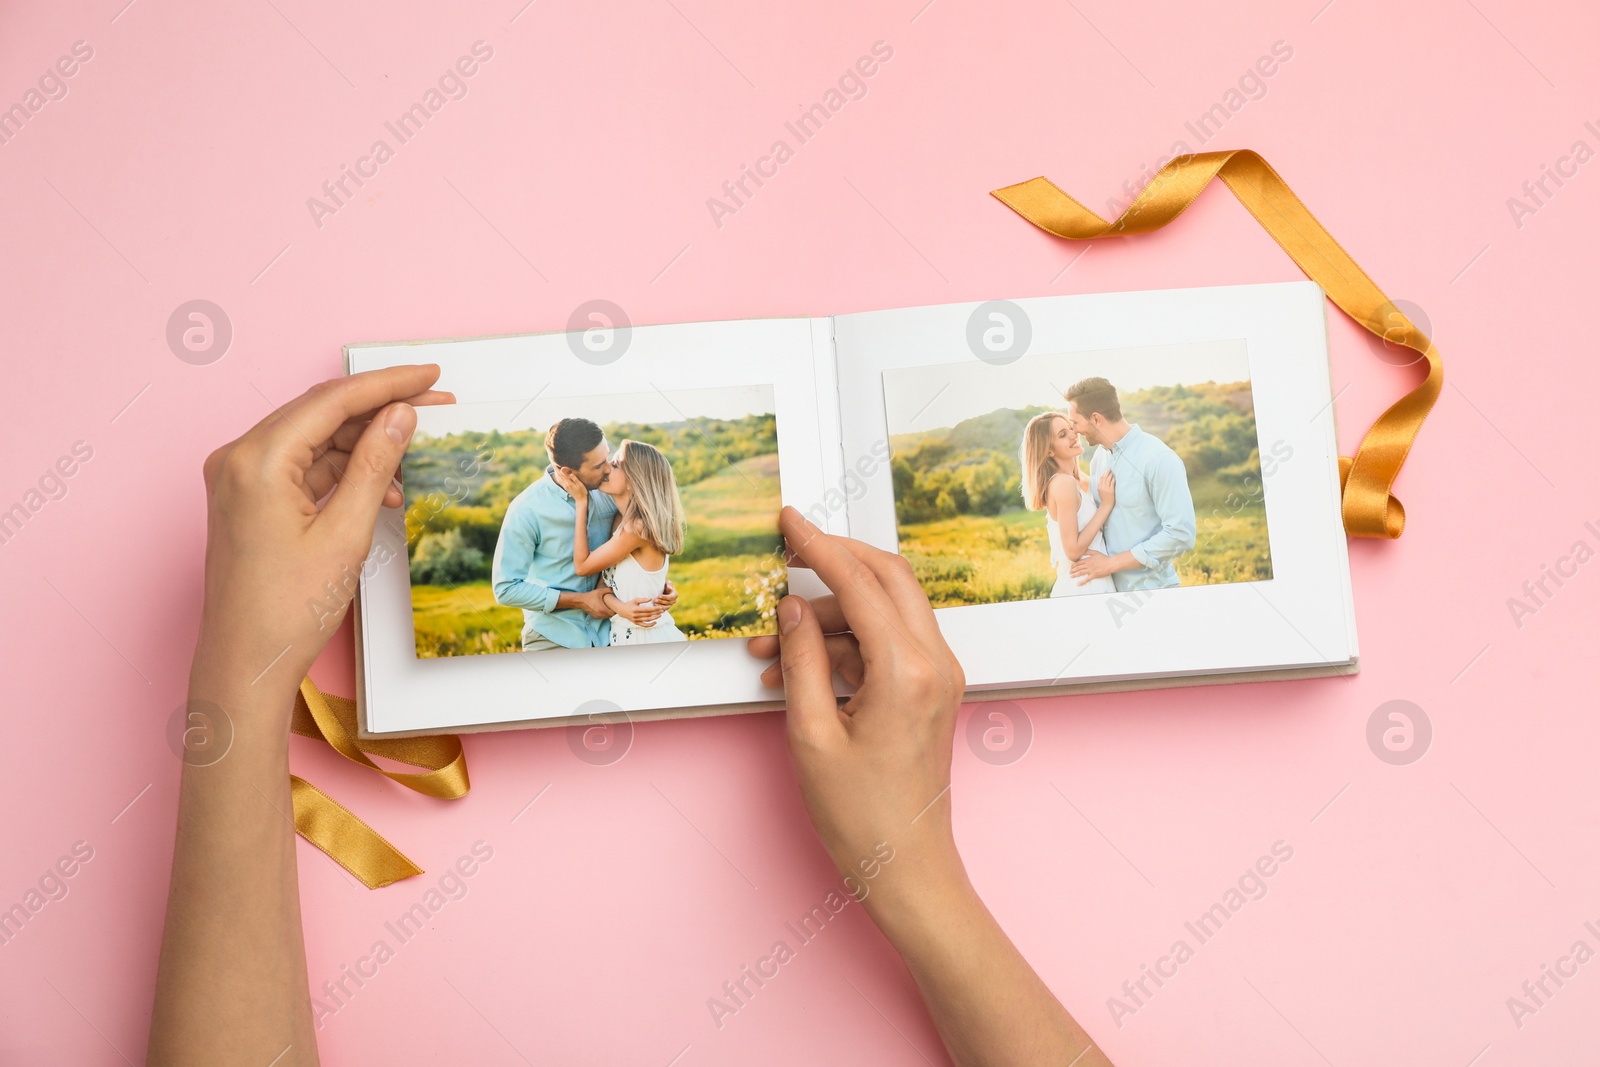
[492,417,673,649]
[1064,377,1196,591]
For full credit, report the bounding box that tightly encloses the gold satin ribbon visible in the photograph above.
[992,149,1441,538]
[288,676,470,888]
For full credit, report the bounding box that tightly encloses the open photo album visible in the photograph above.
[347,281,1357,737]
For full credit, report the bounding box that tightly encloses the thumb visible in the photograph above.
[777,595,843,747]
[324,401,415,534]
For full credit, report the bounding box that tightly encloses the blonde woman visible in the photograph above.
[556,439,689,644]
[1019,412,1117,597]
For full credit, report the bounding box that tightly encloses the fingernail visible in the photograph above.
[778,596,803,635]
[385,403,416,444]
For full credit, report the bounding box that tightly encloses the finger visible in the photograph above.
[748,596,846,660]
[302,450,352,502]
[777,508,902,659]
[790,533,939,646]
[835,538,943,650]
[774,595,845,747]
[805,595,848,633]
[761,634,863,689]
[259,365,441,453]
[404,388,456,407]
[765,591,847,635]
[259,380,431,454]
[321,401,417,535]
[822,634,865,687]
[325,389,456,453]
[331,420,371,454]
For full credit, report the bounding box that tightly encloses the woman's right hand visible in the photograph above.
[1097,469,1116,508]
[747,509,1109,1067]
[747,508,967,908]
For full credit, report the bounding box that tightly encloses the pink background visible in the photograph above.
[3,0,1597,1063]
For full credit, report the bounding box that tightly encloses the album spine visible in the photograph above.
[813,315,851,537]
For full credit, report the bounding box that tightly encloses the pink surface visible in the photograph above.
[2,0,1597,1062]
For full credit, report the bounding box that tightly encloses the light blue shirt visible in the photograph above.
[491,467,619,649]
[1087,424,1196,591]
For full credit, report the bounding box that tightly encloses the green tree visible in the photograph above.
[410,529,488,585]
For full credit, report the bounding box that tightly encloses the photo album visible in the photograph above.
[347,281,1357,737]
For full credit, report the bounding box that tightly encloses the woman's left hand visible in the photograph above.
[192,365,452,706]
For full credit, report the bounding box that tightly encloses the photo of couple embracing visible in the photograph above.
[399,385,785,658]
[1019,376,1197,597]
[492,417,690,649]
[885,342,1273,609]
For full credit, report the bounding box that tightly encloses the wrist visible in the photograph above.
[860,845,980,948]
[188,638,303,715]
[178,659,298,773]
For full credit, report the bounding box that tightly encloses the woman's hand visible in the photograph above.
[748,508,967,905]
[1097,469,1116,508]
[552,465,588,501]
[606,593,663,628]
[152,365,453,1067]
[192,365,452,704]
[747,508,1110,1067]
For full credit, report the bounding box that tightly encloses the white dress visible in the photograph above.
[1047,480,1116,597]
[603,553,688,645]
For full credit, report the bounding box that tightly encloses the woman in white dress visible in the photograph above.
[559,439,689,644]
[1019,412,1118,597]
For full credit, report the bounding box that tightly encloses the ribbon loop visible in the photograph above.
[287,676,469,888]
[992,150,1442,539]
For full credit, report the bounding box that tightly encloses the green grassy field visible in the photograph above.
[896,472,1272,609]
[410,453,784,657]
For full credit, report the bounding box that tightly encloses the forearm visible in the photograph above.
[1131,531,1192,567]
[149,655,318,1066]
[1066,507,1114,559]
[1102,550,1141,574]
[493,576,560,611]
[867,863,1108,1067]
[556,589,601,611]
[1080,506,1113,551]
